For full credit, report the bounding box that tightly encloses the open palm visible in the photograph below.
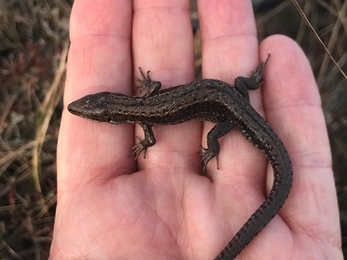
[50,0,342,259]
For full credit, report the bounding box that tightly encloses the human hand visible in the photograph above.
[50,0,342,259]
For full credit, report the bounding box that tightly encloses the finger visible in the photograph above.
[196,0,272,255]
[132,0,201,173]
[197,0,263,180]
[197,0,265,201]
[260,36,340,250]
[198,0,258,80]
[58,0,133,190]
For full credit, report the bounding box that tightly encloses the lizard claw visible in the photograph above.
[131,136,147,160]
[199,146,219,174]
[135,67,161,98]
[250,54,270,86]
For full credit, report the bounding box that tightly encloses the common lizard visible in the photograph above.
[67,55,293,259]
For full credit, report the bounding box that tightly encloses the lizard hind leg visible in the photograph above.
[200,145,220,174]
[200,120,235,173]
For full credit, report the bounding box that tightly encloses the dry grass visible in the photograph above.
[0,0,346,259]
[0,1,71,259]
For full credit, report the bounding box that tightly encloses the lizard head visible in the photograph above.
[68,92,110,122]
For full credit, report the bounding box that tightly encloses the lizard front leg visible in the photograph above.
[135,68,162,98]
[132,123,156,159]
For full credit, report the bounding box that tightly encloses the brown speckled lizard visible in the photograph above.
[68,55,292,259]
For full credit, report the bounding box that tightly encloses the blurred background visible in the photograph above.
[0,0,346,259]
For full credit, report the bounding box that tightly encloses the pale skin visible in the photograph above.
[50,0,343,259]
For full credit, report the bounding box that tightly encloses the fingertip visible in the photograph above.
[259,35,320,108]
[70,0,132,40]
[259,34,330,169]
